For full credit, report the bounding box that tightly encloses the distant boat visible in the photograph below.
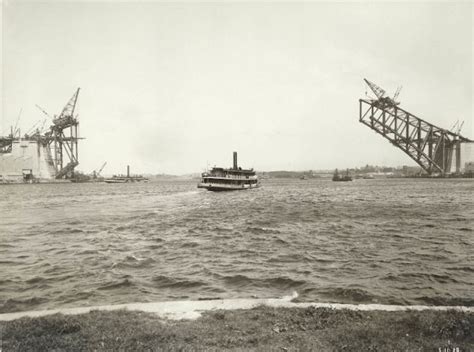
[332,169,352,182]
[104,175,148,183]
[71,176,104,183]
[198,152,259,191]
[104,165,148,183]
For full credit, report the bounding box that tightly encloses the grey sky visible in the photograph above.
[1,1,472,174]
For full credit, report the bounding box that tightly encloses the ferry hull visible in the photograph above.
[198,183,259,192]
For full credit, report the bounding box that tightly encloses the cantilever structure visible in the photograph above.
[46,88,81,178]
[0,88,82,182]
[359,79,473,175]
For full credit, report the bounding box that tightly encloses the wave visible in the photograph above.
[447,266,474,273]
[152,275,206,289]
[267,253,313,263]
[318,287,381,303]
[112,256,155,269]
[245,226,282,235]
[48,228,84,235]
[220,274,306,290]
[0,243,15,248]
[97,279,134,291]
[382,272,460,284]
[0,296,47,314]
[415,295,474,307]
[181,241,200,248]
[25,276,47,284]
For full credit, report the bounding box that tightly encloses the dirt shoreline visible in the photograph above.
[1,306,473,351]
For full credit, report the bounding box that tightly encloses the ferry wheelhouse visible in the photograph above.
[198,152,259,191]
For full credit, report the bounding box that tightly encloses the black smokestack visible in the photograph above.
[233,152,238,170]
[127,165,130,178]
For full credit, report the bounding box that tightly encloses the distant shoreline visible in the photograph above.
[2,173,474,185]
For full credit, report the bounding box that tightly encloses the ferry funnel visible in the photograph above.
[233,152,238,170]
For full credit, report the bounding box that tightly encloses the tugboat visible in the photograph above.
[198,152,259,191]
[332,168,352,182]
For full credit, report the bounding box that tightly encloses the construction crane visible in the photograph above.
[93,162,107,178]
[42,88,81,179]
[31,104,55,135]
[26,119,43,136]
[0,109,22,153]
[35,104,53,119]
[450,120,465,136]
[364,78,386,99]
[392,86,402,103]
[364,78,400,107]
[359,79,473,175]
[13,108,22,138]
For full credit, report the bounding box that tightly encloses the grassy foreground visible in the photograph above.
[1,306,473,351]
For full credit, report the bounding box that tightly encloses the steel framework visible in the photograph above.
[0,88,82,180]
[44,88,81,178]
[359,79,472,175]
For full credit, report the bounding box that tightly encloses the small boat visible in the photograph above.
[332,169,352,182]
[198,152,259,191]
[104,175,148,183]
[104,165,148,183]
[70,172,104,183]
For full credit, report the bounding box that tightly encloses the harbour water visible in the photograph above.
[0,178,473,313]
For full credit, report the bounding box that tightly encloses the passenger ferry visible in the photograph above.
[198,152,259,191]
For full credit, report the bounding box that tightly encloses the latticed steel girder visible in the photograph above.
[43,88,81,178]
[359,99,472,175]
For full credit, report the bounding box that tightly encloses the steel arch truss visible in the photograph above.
[359,99,471,175]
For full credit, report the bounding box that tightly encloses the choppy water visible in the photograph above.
[0,178,473,313]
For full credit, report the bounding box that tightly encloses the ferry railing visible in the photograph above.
[205,174,258,180]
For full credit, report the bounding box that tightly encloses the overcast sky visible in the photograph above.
[1,1,472,174]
